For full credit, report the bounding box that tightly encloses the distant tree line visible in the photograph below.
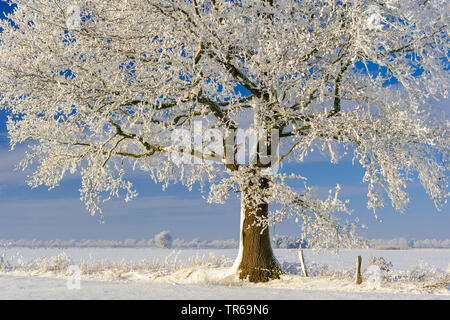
[1,235,449,249]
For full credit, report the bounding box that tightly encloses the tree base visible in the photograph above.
[239,263,283,283]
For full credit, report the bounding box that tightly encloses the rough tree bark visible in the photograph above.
[236,175,282,283]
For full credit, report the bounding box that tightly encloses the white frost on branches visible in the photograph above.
[0,0,448,249]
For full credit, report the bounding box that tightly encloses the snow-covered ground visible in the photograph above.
[1,248,449,299]
[2,274,449,300]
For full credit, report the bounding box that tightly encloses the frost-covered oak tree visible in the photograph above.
[0,0,448,282]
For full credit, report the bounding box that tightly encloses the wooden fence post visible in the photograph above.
[356,255,362,284]
[299,249,308,277]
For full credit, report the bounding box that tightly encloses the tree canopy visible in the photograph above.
[0,0,448,251]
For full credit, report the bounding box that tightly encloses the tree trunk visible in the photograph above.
[233,175,281,283]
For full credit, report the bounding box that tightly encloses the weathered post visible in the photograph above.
[356,255,362,284]
[299,249,308,277]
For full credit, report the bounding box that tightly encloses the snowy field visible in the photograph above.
[1,248,449,299]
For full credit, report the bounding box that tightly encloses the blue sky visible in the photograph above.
[0,1,448,241]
